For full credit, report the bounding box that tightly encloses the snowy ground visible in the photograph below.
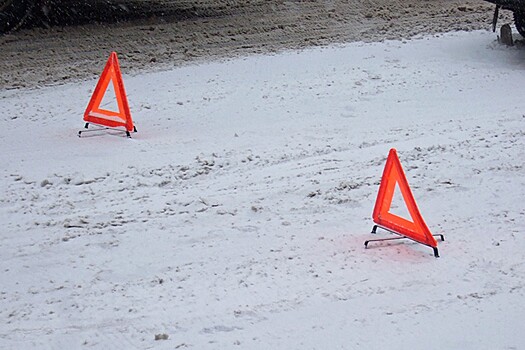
[1,30,525,349]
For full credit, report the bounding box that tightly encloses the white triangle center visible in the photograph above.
[389,182,413,222]
[99,78,120,113]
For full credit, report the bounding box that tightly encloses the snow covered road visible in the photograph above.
[1,30,525,349]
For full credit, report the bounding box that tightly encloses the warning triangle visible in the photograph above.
[372,148,437,248]
[84,52,135,132]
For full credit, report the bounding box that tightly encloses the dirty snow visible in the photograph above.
[1,0,501,90]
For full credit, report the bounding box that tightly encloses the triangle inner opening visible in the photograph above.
[99,77,120,114]
[389,181,413,223]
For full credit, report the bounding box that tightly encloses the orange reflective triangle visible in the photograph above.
[84,52,134,132]
[372,149,437,248]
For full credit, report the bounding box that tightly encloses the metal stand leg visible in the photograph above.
[433,234,445,242]
[492,5,500,32]
[365,235,409,248]
[78,124,132,138]
[365,225,445,258]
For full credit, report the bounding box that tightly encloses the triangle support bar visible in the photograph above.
[366,224,445,258]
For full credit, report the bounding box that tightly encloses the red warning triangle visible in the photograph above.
[372,148,437,248]
[84,52,135,132]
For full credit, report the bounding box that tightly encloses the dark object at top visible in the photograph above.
[484,0,525,37]
[484,0,525,9]
[0,0,36,33]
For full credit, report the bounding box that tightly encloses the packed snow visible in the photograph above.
[1,30,524,349]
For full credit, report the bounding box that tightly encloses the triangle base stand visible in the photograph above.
[365,225,445,258]
[78,122,137,138]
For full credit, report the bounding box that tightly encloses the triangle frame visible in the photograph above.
[83,52,135,133]
[372,148,438,249]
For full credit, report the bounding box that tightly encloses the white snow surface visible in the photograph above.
[1,30,525,349]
